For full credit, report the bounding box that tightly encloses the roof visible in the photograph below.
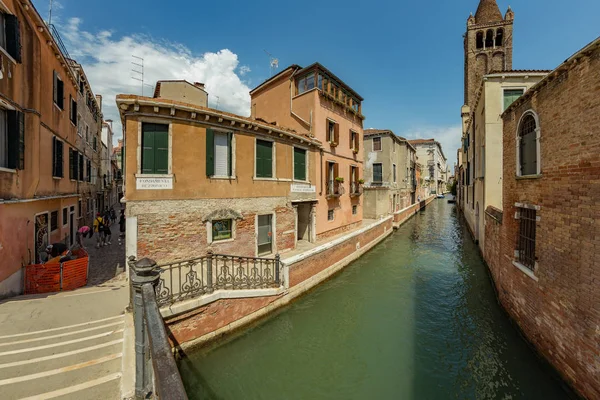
[503,36,600,116]
[474,0,503,24]
[487,69,552,75]
[115,94,322,146]
[250,62,364,101]
[364,129,414,150]
[153,80,207,98]
[409,139,447,161]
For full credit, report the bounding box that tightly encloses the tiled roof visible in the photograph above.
[408,139,436,145]
[488,69,552,74]
[365,129,408,142]
[249,65,301,95]
[475,0,503,24]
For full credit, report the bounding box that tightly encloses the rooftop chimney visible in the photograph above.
[194,82,205,89]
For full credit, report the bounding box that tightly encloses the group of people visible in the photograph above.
[75,207,126,249]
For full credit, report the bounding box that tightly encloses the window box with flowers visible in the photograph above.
[353,148,359,155]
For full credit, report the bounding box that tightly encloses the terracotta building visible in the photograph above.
[484,38,600,400]
[250,63,364,240]
[362,129,417,218]
[408,139,447,195]
[118,83,322,264]
[0,0,102,297]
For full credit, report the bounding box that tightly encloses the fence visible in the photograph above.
[24,248,89,294]
[155,252,282,307]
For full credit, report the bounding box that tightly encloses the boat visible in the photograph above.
[447,196,456,204]
[436,193,445,199]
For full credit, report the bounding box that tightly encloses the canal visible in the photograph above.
[178,200,570,399]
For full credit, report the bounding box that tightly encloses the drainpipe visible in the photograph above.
[319,149,324,196]
[289,69,311,133]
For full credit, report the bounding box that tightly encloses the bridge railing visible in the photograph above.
[154,251,282,307]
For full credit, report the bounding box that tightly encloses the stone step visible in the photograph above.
[0,353,122,399]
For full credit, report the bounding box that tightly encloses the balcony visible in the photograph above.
[350,182,363,197]
[326,181,345,198]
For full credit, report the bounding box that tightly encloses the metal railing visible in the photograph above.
[350,182,363,196]
[155,252,282,307]
[49,24,72,62]
[326,181,345,197]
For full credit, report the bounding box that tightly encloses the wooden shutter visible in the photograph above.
[57,140,63,177]
[333,162,339,179]
[294,148,306,181]
[52,137,57,176]
[142,124,155,174]
[334,123,339,144]
[206,128,214,176]
[69,149,74,179]
[153,128,169,175]
[87,160,91,182]
[78,153,84,181]
[256,140,272,178]
[57,79,64,109]
[228,132,233,177]
[6,110,24,170]
[5,14,21,63]
[53,71,58,105]
[73,151,79,180]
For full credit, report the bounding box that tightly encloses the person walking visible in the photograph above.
[104,214,112,245]
[93,213,105,248]
[76,226,91,249]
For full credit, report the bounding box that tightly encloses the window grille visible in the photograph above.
[517,207,537,270]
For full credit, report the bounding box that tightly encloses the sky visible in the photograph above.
[34,0,600,165]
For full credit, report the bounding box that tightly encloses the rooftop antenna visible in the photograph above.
[48,0,54,24]
[215,95,220,110]
[264,49,279,76]
[131,55,152,96]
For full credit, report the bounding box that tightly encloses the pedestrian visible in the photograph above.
[104,216,112,245]
[119,210,126,233]
[46,242,68,258]
[93,212,105,248]
[110,207,117,224]
[77,226,91,249]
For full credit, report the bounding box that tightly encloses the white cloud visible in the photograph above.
[239,66,251,76]
[401,125,462,166]
[60,17,251,142]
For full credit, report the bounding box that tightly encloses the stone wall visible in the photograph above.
[165,217,394,349]
[393,195,435,228]
[487,44,600,400]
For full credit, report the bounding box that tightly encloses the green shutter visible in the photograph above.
[142,124,155,174]
[154,128,169,175]
[256,140,272,178]
[294,147,306,181]
[206,128,214,176]
[228,132,233,177]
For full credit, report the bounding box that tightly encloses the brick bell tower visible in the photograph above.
[463,0,514,108]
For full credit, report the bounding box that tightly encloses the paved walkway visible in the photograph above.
[0,228,129,399]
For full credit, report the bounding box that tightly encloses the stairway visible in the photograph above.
[0,314,124,399]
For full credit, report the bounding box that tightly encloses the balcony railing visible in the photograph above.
[154,252,282,307]
[326,181,345,198]
[350,182,363,196]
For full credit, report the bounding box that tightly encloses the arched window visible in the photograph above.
[485,30,494,48]
[476,31,484,49]
[495,29,504,47]
[517,111,540,176]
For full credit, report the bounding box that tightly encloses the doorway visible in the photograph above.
[297,203,312,242]
[69,206,76,246]
[34,212,49,264]
[257,214,273,256]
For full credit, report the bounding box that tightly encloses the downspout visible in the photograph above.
[289,69,312,133]
[319,149,324,196]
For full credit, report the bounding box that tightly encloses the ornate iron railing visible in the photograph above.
[155,252,281,307]
[326,181,345,197]
[350,182,363,196]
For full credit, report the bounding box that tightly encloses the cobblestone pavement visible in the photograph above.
[83,219,126,286]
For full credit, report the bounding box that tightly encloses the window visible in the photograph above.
[50,211,58,232]
[0,11,21,62]
[257,214,273,255]
[85,124,89,143]
[326,161,339,195]
[70,96,77,125]
[327,209,334,221]
[296,73,315,95]
[93,136,97,152]
[373,137,382,151]
[206,129,233,177]
[62,208,68,226]
[517,207,537,270]
[53,71,64,110]
[476,31,484,49]
[52,137,64,178]
[350,130,358,151]
[518,112,539,176]
[87,159,92,183]
[212,219,232,241]
[255,139,273,178]
[317,74,323,90]
[293,147,307,181]
[485,30,494,48]
[373,163,383,183]
[0,108,24,169]
[77,114,82,137]
[393,163,397,183]
[79,78,84,94]
[495,29,504,47]
[503,89,524,111]
[327,120,338,144]
[142,123,169,175]
[78,152,84,181]
[69,148,79,180]
[352,205,357,215]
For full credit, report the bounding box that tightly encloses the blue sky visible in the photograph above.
[34,0,599,162]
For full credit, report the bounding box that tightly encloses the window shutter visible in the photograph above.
[334,123,339,144]
[6,110,24,169]
[256,140,272,178]
[57,79,64,109]
[69,149,74,179]
[57,140,63,177]
[326,162,331,183]
[5,15,21,63]
[227,132,233,177]
[78,153,84,181]
[142,125,155,174]
[73,151,79,180]
[53,71,58,105]
[206,128,214,176]
[294,147,306,181]
[87,160,91,182]
[334,162,339,179]
[154,129,169,174]
[349,130,353,149]
[52,137,57,176]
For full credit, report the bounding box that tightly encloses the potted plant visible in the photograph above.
[329,141,338,147]
[358,179,365,184]
[335,177,345,183]
[353,148,359,154]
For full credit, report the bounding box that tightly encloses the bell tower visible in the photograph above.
[463,0,514,108]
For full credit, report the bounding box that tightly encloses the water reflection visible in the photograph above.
[179,201,569,400]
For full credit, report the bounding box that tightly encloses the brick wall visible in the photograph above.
[316,220,362,242]
[393,195,435,226]
[491,44,600,400]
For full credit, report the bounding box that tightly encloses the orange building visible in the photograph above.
[0,0,102,297]
[250,63,365,239]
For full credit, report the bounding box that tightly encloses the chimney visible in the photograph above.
[106,119,113,130]
[95,94,103,112]
[194,82,205,89]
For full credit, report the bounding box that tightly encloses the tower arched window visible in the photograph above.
[495,29,504,47]
[517,111,540,176]
[485,30,494,48]
[476,31,484,49]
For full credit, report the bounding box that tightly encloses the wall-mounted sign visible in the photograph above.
[291,184,316,193]
[137,177,173,190]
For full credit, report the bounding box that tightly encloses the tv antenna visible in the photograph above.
[264,50,279,76]
[131,55,153,96]
[215,95,220,110]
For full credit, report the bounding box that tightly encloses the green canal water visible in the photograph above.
[178,200,570,399]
